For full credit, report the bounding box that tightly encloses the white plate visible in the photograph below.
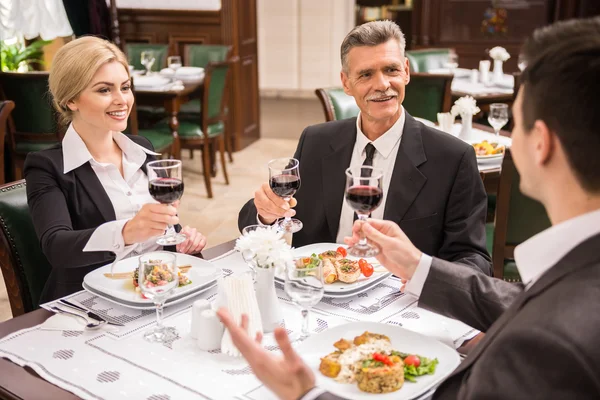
[133,75,171,88]
[83,252,220,306]
[82,281,216,310]
[276,243,392,294]
[298,321,460,400]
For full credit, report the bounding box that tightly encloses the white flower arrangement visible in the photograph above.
[235,226,293,270]
[451,95,480,117]
[489,46,511,62]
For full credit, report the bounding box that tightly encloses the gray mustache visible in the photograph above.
[367,91,398,101]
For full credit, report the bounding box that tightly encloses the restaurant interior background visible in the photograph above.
[0,0,599,322]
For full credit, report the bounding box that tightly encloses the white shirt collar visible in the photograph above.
[62,123,160,174]
[355,106,405,159]
[514,208,600,287]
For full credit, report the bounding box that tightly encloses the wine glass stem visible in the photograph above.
[358,214,368,247]
[301,308,310,338]
[155,301,164,330]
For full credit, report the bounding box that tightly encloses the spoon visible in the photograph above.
[50,306,106,330]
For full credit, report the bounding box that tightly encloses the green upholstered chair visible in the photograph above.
[0,180,52,316]
[125,43,169,72]
[403,72,453,122]
[315,88,360,122]
[0,100,15,184]
[0,72,62,180]
[154,59,234,198]
[406,48,452,73]
[489,149,552,282]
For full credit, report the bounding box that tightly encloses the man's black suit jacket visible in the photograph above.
[24,135,174,303]
[239,113,491,275]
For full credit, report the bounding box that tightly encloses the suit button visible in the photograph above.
[126,191,132,196]
[113,244,120,250]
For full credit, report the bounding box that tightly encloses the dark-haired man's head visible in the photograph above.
[511,17,600,221]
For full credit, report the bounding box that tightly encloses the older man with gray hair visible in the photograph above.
[238,20,491,275]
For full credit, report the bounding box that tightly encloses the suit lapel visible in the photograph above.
[321,119,357,240]
[447,233,600,380]
[73,162,116,222]
[383,113,427,221]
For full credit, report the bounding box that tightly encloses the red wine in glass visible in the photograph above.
[270,174,301,198]
[149,178,184,204]
[345,186,383,213]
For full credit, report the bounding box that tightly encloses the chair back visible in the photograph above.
[0,101,15,184]
[0,180,52,316]
[315,88,360,122]
[406,48,452,73]
[186,45,231,68]
[492,149,552,280]
[403,73,453,122]
[125,43,169,72]
[202,59,233,129]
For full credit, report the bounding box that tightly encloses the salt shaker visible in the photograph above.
[190,299,211,339]
[470,69,479,85]
[196,309,225,351]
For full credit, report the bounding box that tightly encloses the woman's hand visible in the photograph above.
[176,226,207,254]
[122,203,178,245]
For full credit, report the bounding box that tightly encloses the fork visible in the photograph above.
[359,291,403,313]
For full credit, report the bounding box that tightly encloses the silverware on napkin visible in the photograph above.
[59,299,125,327]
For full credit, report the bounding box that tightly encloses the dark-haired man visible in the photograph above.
[219,16,600,400]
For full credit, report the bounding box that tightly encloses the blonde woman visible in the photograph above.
[24,36,206,302]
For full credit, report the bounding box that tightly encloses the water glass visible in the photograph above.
[284,260,324,341]
[138,252,179,343]
[488,103,509,136]
[168,55,182,76]
[141,51,156,75]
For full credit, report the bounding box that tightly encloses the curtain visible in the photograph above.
[61,0,111,39]
[0,0,73,41]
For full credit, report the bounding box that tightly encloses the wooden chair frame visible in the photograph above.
[0,101,15,185]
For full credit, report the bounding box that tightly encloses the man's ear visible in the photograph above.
[533,119,554,166]
[403,57,410,85]
[341,70,352,96]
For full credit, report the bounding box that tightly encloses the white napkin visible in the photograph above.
[220,273,263,357]
[40,312,119,333]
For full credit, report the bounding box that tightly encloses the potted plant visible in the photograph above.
[1,39,52,72]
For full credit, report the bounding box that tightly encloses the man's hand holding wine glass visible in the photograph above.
[345,219,422,282]
[254,182,298,225]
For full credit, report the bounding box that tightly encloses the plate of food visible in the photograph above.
[298,322,460,400]
[471,140,505,162]
[83,252,220,307]
[275,243,392,295]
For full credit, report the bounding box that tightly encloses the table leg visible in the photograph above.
[165,99,182,159]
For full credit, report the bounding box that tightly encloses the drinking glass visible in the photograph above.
[267,158,302,233]
[141,51,156,75]
[284,260,324,341]
[488,103,509,136]
[147,159,187,245]
[518,54,527,72]
[445,51,459,74]
[138,252,179,342]
[345,166,384,257]
[168,55,182,75]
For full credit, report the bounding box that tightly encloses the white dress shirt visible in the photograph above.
[406,208,600,298]
[334,107,406,243]
[61,124,162,260]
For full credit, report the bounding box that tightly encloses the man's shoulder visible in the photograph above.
[302,117,357,139]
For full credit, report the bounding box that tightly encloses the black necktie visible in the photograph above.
[353,143,377,222]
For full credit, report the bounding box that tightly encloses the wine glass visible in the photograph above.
[518,54,527,72]
[146,159,187,245]
[141,51,156,75]
[138,251,179,342]
[488,103,509,137]
[267,158,302,233]
[445,51,459,74]
[345,166,384,257]
[284,259,324,341]
[168,55,182,77]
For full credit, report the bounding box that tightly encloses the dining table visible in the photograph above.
[0,239,484,400]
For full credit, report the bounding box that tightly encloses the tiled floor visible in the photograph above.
[0,97,326,322]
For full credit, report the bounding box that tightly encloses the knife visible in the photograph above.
[59,299,125,327]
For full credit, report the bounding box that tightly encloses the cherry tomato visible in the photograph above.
[358,259,368,268]
[361,263,374,277]
[373,352,394,366]
[302,257,311,264]
[404,355,421,367]
[336,247,347,257]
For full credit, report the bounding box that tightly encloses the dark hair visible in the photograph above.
[520,17,600,192]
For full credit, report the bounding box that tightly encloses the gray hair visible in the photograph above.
[341,20,406,73]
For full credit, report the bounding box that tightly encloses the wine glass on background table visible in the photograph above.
[147,160,187,246]
[284,259,324,342]
[268,158,302,233]
[141,51,156,75]
[345,166,384,257]
[168,55,182,77]
[488,103,509,137]
[138,252,179,343]
[445,51,459,74]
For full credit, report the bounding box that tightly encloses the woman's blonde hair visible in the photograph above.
[49,36,130,126]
